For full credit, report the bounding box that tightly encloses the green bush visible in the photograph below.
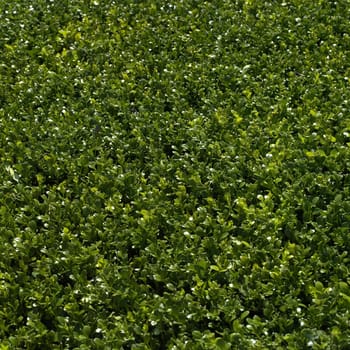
[1,0,349,348]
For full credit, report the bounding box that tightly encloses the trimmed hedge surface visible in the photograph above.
[1,0,350,348]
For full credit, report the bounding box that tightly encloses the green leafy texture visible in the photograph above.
[0,0,350,348]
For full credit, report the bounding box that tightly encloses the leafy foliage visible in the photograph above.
[1,0,350,348]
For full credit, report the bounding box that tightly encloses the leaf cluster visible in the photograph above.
[1,0,350,348]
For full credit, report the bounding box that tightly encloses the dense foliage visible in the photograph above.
[1,0,350,348]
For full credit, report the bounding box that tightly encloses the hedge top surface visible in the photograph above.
[0,0,350,349]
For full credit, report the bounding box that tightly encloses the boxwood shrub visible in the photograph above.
[0,0,350,348]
